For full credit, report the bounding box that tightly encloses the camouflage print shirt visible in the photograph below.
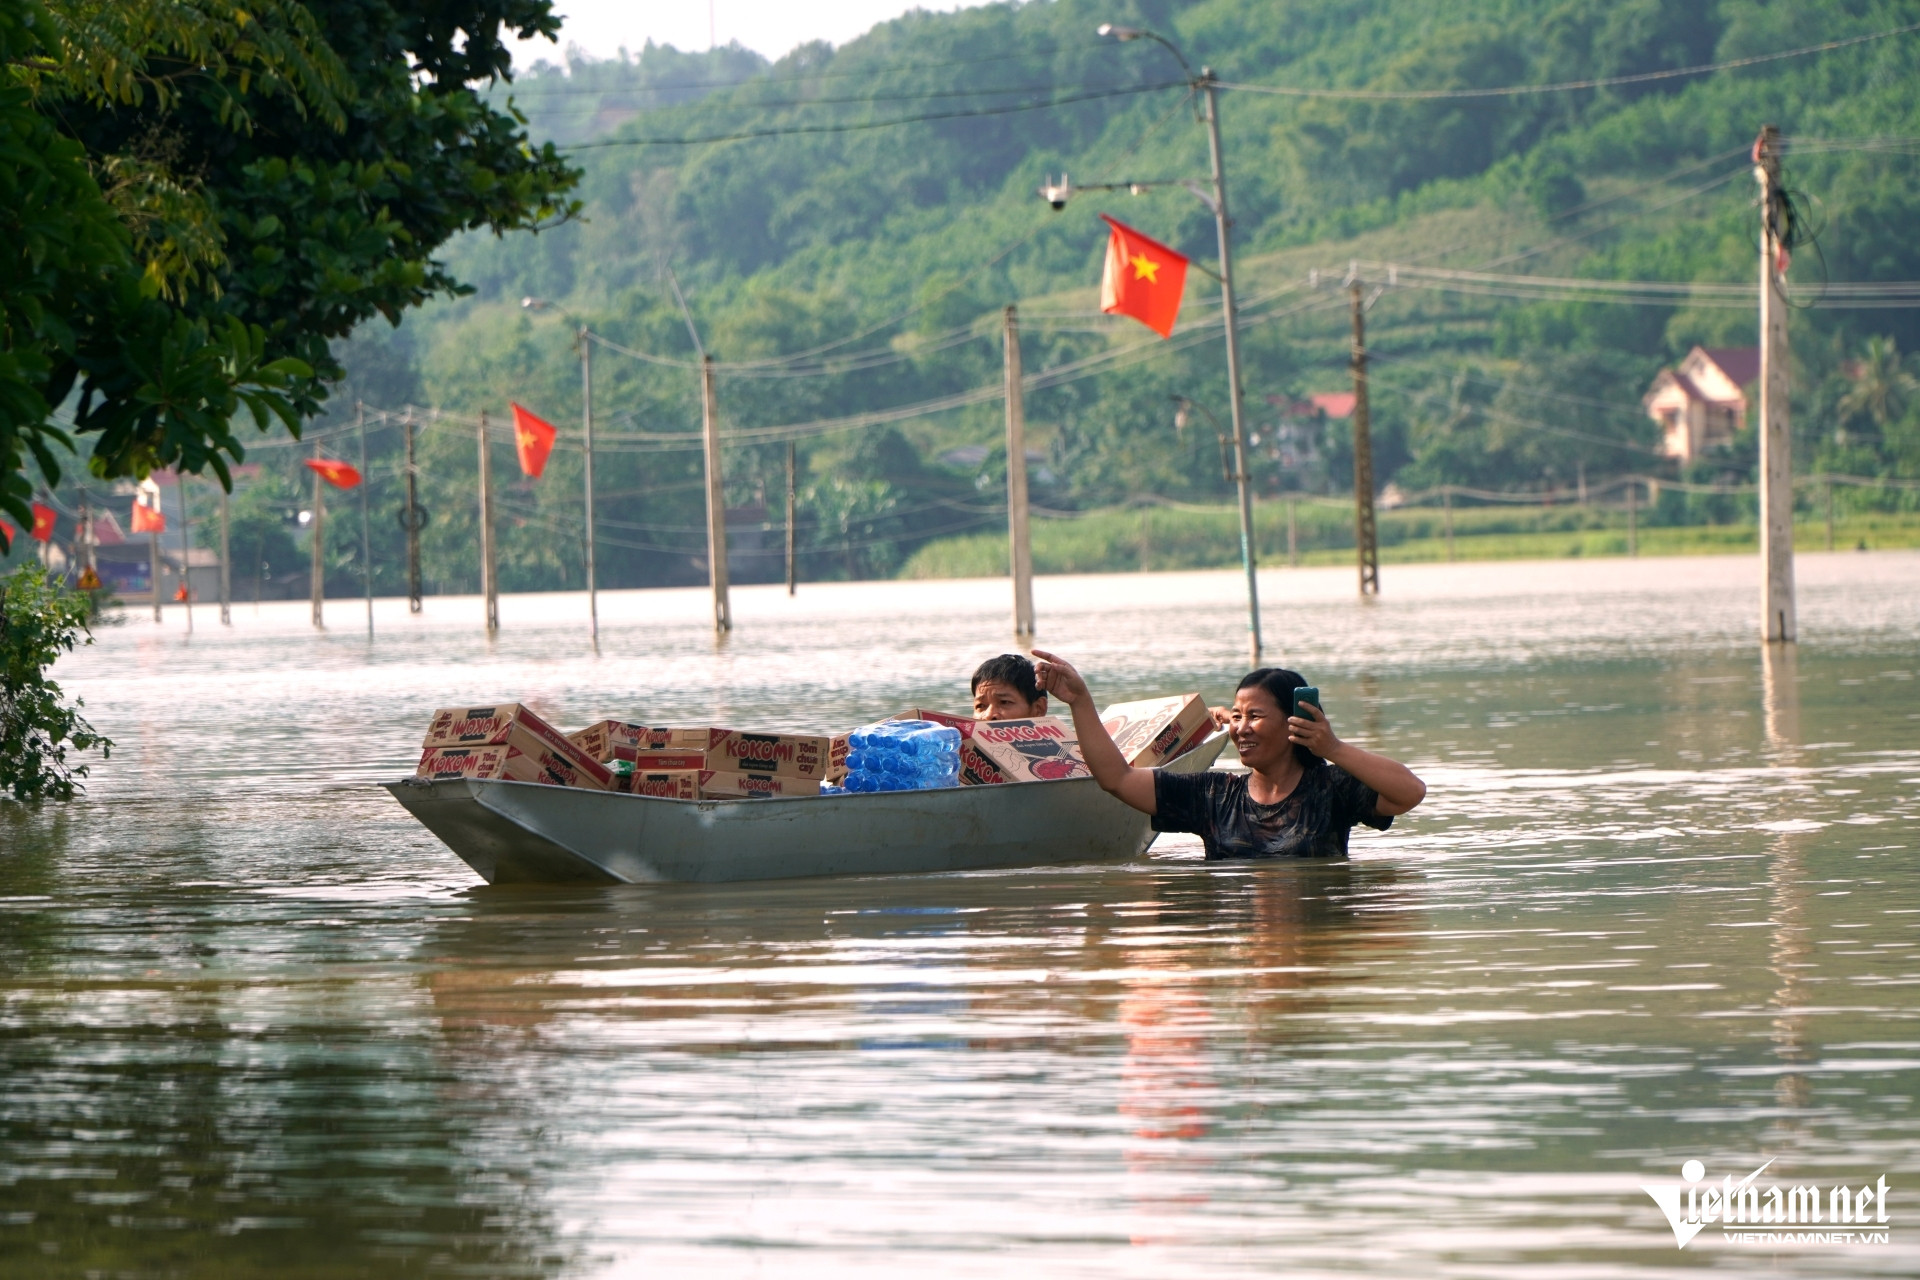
[1151,761,1392,860]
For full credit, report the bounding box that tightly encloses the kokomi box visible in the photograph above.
[423,704,612,789]
[568,719,650,763]
[640,727,848,780]
[416,742,607,790]
[631,770,700,799]
[964,716,1091,784]
[1099,693,1213,767]
[893,709,1089,785]
[697,769,823,799]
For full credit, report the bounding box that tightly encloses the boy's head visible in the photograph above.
[971,654,1048,721]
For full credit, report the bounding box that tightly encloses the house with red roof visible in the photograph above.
[1643,347,1759,462]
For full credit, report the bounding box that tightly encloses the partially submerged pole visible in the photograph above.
[404,410,422,613]
[1755,124,1796,643]
[478,408,498,637]
[217,484,232,626]
[581,328,599,646]
[1202,71,1262,664]
[785,440,797,596]
[1627,477,1638,557]
[357,404,373,639]
[179,477,194,634]
[309,452,325,630]
[1003,305,1036,647]
[701,355,731,633]
[1349,281,1381,597]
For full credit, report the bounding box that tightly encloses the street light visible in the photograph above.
[1041,23,1262,664]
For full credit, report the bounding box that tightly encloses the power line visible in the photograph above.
[514,78,1164,120]
[562,81,1183,149]
[1215,22,1920,101]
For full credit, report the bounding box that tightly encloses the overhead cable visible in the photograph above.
[1214,22,1920,101]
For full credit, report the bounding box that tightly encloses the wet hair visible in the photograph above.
[971,654,1042,703]
[1236,666,1318,767]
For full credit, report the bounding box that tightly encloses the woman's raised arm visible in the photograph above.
[1030,649,1158,815]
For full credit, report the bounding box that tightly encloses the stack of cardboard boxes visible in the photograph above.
[564,721,848,798]
[412,693,1210,800]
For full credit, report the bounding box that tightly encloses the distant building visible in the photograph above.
[1643,347,1759,462]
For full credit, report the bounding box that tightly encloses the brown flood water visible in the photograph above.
[2,554,1917,1277]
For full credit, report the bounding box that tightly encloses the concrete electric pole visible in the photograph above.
[1754,124,1796,644]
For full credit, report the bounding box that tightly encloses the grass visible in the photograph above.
[898,502,1920,578]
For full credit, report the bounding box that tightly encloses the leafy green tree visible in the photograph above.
[0,564,109,801]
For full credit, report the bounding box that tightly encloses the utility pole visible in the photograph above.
[478,408,498,637]
[179,477,194,634]
[581,328,599,646]
[1202,70,1261,664]
[357,403,373,639]
[1824,478,1835,551]
[217,483,231,625]
[404,410,423,613]
[1443,487,1454,562]
[1755,123,1796,644]
[1004,305,1036,647]
[701,355,731,633]
[1627,477,1638,556]
[309,449,325,630]
[1287,497,1298,567]
[785,440,797,595]
[1349,281,1381,597]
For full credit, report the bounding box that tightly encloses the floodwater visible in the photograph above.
[3,554,1917,1277]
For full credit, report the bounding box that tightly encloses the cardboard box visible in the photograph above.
[697,769,823,799]
[892,709,1088,785]
[424,704,612,789]
[1100,693,1213,767]
[568,719,649,763]
[965,716,1090,784]
[639,727,848,780]
[630,769,700,799]
[416,742,608,790]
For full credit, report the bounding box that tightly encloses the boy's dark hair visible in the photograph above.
[971,654,1041,702]
[1236,667,1317,767]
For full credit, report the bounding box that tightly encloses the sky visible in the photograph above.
[509,0,1000,68]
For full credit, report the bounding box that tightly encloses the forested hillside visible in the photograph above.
[51,0,1920,593]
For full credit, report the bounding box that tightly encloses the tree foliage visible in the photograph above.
[0,564,108,802]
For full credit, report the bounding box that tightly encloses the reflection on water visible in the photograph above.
[2,555,1918,1276]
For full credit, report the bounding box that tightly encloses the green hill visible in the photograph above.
[43,0,1920,593]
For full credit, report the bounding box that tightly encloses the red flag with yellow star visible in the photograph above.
[1099,215,1188,338]
[304,458,362,489]
[511,403,557,479]
[30,502,56,541]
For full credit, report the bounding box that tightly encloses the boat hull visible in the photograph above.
[385,733,1227,885]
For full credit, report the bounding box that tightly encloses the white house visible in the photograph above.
[1643,347,1759,462]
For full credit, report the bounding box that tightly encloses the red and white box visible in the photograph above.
[568,720,649,763]
[1099,693,1212,767]
[422,704,612,789]
[640,727,848,780]
[893,709,1089,785]
[631,769,700,799]
[697,769,823,799]
[416,742,607,790]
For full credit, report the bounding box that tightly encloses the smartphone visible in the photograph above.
[1289,686,1321,720]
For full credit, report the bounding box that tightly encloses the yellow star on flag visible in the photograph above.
[1129,251,1160,283]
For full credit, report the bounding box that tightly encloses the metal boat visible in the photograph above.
[385,732,1229,884]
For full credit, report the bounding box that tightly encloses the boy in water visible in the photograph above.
[970,654,1049,721]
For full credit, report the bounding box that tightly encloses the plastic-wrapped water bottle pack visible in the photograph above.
[826,720,962,794]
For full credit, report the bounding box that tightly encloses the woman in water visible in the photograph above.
[1032,650,1426,859]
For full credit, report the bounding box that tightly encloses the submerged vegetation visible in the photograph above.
[0,565,108,801]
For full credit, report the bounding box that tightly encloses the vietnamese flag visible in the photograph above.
[304,458,362,489]
[130,498,166,534]
[1099,214,1189,338]
[511,403,557,479]
[30,502,56,541]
